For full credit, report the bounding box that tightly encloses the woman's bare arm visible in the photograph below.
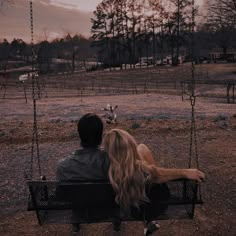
[137,143,205,183]
[145,166,205,183]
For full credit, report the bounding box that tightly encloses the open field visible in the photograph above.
[1,63,235,101]
[0,63,236,235]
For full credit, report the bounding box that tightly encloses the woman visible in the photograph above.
[103,128,205,210]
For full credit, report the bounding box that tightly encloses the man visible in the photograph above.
[56,113,110,181]
[56,113,113,234]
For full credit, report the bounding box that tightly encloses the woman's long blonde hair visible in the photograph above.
[103,129,148,209]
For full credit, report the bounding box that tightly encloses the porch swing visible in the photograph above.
[26,0,203,228]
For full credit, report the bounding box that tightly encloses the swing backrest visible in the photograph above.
[27,179,203,225]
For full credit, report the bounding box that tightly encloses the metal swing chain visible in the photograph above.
[28,0,41,180]
[189,95,199,168]
[188,0,199,169]
[188,0,202,204]
[30,1,41,99]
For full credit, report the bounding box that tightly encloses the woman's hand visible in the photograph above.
[185,169,205,182]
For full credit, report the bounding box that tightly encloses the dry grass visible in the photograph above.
[0,63,236,235]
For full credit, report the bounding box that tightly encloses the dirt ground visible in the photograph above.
[0,64,236,235]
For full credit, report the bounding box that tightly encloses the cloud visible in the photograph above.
[0,0,93,42]
[50,0,78,10]
[50,0,102,12]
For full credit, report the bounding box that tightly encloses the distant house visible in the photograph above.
[139,57,154,65]
[139,54,185,66]
[210,48,236,61]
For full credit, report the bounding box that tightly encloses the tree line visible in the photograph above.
[91,0,195,67]
[0,0,236,74]
[91,0,236,67]
[0,34,96,73]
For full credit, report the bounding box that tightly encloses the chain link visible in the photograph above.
[189,96,199,168]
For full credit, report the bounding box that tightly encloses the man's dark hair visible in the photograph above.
[77,113,103,148]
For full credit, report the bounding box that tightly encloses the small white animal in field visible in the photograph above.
[102,104,118,124]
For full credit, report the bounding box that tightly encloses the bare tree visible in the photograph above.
[204,0,235,59]
[91,1,111,67]
[205,0,235,27]
[166,0,192,65]
[219,0,236,25]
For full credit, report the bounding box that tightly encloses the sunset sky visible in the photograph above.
[50,0,203,12]
[0,0,204,42]
[50,0,103,12]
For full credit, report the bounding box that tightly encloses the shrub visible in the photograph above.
[0,131,6,137]
[50,118,61,123]
[131,122,141,129]
[197,115,205,120]
[213,114,227,122]
[158,114,170,120]
[18,121,24,127]
[70,130,78,138]
[145,116,154,122]
[219,121,228,128]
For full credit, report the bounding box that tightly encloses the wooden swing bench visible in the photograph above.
[27,179,203,227]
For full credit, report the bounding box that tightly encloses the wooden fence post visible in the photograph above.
[227,82,230,104]
[233,83,235,104]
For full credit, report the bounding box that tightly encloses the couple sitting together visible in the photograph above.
[56,113,205,234]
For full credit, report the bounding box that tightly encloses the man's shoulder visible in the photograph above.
[56,148,110,181]
[58,148,108,166]
[57,154,74,169]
